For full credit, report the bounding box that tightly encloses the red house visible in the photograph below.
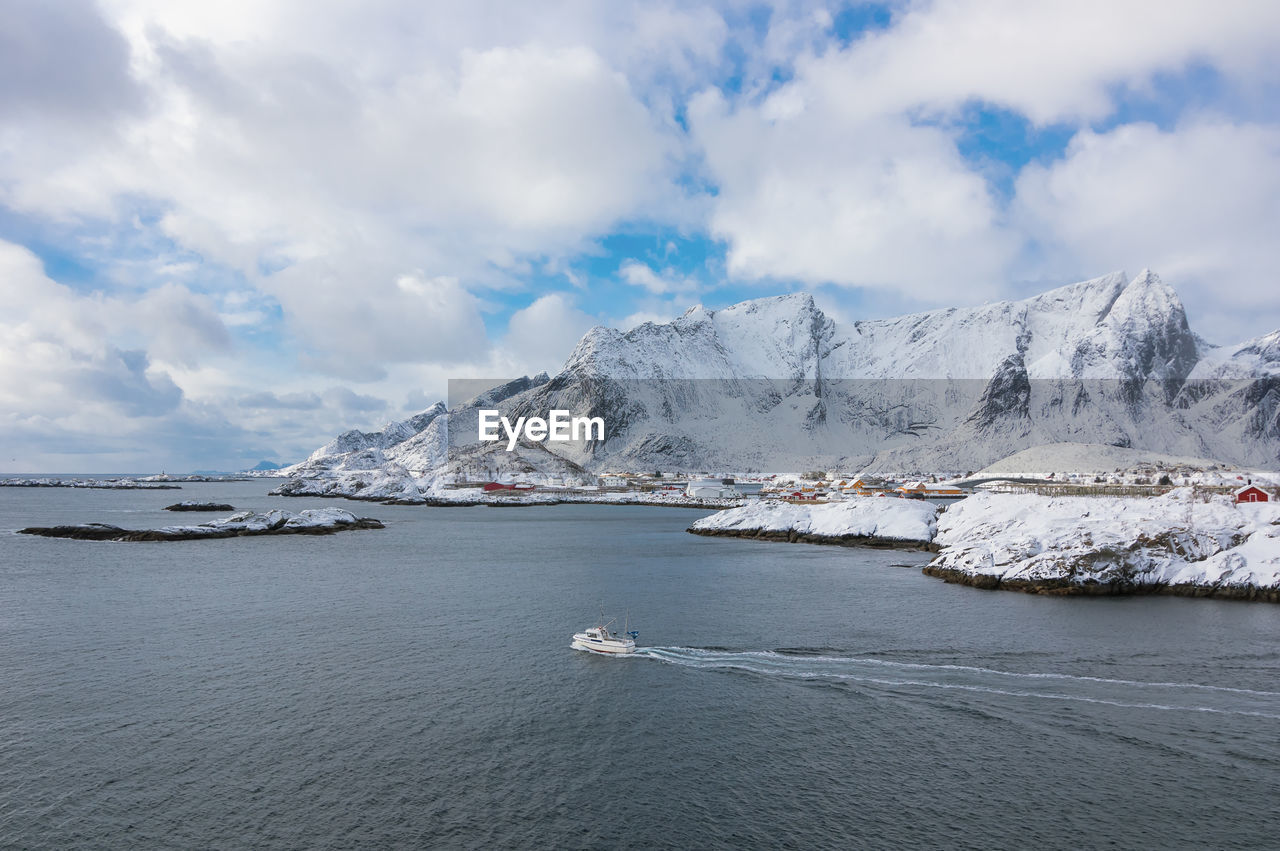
[1235,485,1270,503]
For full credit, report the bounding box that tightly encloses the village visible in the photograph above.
[459,462,1277,507]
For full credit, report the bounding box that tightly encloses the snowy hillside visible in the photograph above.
[970,443,1274,481]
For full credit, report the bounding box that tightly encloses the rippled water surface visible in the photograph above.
[2,482,1279,849]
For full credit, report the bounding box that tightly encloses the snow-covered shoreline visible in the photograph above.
[685,490,1280,601]
[271,475,745,509]
[925,490,1280,601]
[688,498,938,549]
[1,477,182,490]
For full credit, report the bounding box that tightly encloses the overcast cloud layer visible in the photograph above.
[2,0,1278,470]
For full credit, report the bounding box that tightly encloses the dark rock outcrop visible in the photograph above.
[921,565,1280,602]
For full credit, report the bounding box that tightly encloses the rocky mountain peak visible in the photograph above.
[293,268,1280,478]
[1067,270,1198,386]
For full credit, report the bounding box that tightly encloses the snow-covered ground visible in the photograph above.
[684,488,1280,599]
[928,490,1280,596]
[973,443,1228,477]
[689,497,938,544]
[969,442,1277,487]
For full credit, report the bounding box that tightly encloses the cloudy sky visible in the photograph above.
[3,0,1279,471]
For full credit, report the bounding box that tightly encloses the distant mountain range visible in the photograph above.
[286,270,1280,489]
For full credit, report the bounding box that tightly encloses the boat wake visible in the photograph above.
[632,647,1280,719]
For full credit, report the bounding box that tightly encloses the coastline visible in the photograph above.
[271,485,744,510]
[686,490,1280,603]
[688,525,936,551]
[920,564,1280,602]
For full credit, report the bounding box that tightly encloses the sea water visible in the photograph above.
[2,481,1279,848]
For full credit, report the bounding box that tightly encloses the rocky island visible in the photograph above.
[1,478,181,490]
[164,501,237,511]
[19,508,383,542]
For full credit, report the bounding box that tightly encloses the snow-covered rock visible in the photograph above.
[19,509,384,541]
[925,489,1280,599]
[689,498,938,546]
[681,487,1280,600]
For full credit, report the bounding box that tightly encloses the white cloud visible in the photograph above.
[0,241,230,418]
[280,267,489,377]
[500,292,597,375]
[688,0,1280,309]
[617,309,680,331]
[321,386,389,413]
[690,88,1017,300]
[0,7,684,378]
[619,259,701,296]
[1012,119,1280,342]
[808,0,1280,125]
[0,241,189,465]
[136,283,232,366]
[0,0,144,122]
[0,239,329,470]
[5,0,1280,470]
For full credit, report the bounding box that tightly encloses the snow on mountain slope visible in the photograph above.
[1188,330,1280,379]
[297,402,447,468]
[287,269,1280,488]
[972,443,1234,477]
[513,269,1270,473]
[825,271,1129,380]
[1064,270,1199,386]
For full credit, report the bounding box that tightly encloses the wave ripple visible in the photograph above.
[634,647,1280,719]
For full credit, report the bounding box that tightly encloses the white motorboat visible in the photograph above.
[571,617,638,655]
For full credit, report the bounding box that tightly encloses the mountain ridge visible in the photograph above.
[286,270,1280,486]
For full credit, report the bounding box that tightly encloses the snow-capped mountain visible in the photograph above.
[290,270,1280,486]
[300,402,447,468]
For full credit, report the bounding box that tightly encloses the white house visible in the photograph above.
[686,478,738,498]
